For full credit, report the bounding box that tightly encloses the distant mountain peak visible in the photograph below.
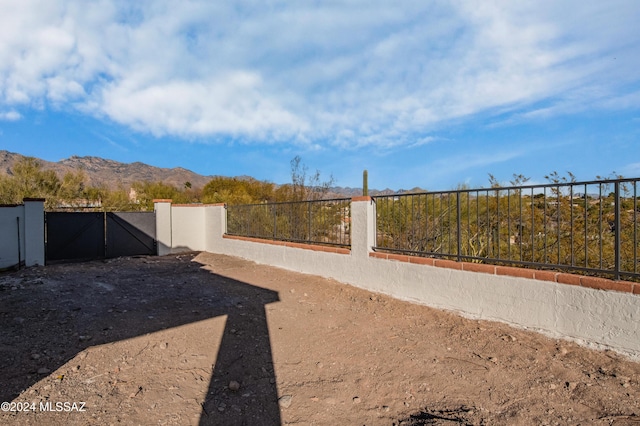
[1,151,215,189]
[0,150,417,195]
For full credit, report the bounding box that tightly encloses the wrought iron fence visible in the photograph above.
[226,198,351,248]
[374,178,640,282]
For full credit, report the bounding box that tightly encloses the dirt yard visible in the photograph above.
[0,252,639,425]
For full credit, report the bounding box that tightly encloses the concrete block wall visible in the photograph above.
[0,198,45,270]
[155,198,640,358]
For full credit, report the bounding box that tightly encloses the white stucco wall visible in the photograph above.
[155,201,220,254]
[0,204,23,269]
[159,199,640,358]
[171,205,206,252]
[0,199,45,269]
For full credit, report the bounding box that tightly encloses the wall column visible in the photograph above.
[23,198,45,266]
[204,204,227,254]
[154,199,173,256]
[350,196,375,260]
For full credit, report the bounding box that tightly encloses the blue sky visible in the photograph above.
[0,1,639,191]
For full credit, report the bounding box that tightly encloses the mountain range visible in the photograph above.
[0,150,417,196]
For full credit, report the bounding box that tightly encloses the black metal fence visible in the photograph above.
[226,198,351,247]
[374,178,640,282]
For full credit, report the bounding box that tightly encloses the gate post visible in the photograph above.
[23,198,45,266]
[154,199,173,256]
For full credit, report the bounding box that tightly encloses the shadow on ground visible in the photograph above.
[0,253,280,425]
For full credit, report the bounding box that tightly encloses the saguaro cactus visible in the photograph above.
[363,170,368,196]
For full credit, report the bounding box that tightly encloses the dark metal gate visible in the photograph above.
[46,211,156,263]
[106,212,156,258]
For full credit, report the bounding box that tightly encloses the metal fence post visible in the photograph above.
[308,202,312,242]
[614,181,621,281]
[456,192,461,261]
[273,205,277,239]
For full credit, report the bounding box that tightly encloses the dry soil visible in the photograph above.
[1,252,639,425]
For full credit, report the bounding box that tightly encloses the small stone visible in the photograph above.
[217,403,226,412]
[622,382,630,388]
[352,397,361,404]
[159,342,168,350]
[566,382,578,391]
[382,405,390,412]
[550,384,557,390]
[228,381,241,391]
[78,335,92,342]
[37,367,50,375]
[279,395,293,408]
[488,357,498,364]
[31,353,41,360]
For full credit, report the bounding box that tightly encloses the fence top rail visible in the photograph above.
[372,177,640,200]
[226,197,352,208]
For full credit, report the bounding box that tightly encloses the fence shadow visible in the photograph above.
[0,253,281,424]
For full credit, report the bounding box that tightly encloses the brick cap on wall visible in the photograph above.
[23,198,46,202]
[370,251,639,295]
[223,234,350,255]
[351,196,372,202]
[153,199,173,203]
[172,203,226,207]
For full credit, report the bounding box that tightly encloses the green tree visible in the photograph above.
[202,177,275,205]
[0,157,61,209]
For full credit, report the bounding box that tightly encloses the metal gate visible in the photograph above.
[106,212,156,258]
[46,211,156,263]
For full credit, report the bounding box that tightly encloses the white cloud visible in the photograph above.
[0,110,22,121]
[0,0,638,147]
[91,72,307,139]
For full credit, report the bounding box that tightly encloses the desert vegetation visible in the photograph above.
[375,173,639,281]
[0,155,333,211]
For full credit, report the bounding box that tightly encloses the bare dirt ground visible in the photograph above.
[1,252,639,426]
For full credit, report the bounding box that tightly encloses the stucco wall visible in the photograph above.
[0,204,24,269]
[156,199,640,358]
[171,205,206,252]
[0,199,45,270]
[154,201,219,254]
